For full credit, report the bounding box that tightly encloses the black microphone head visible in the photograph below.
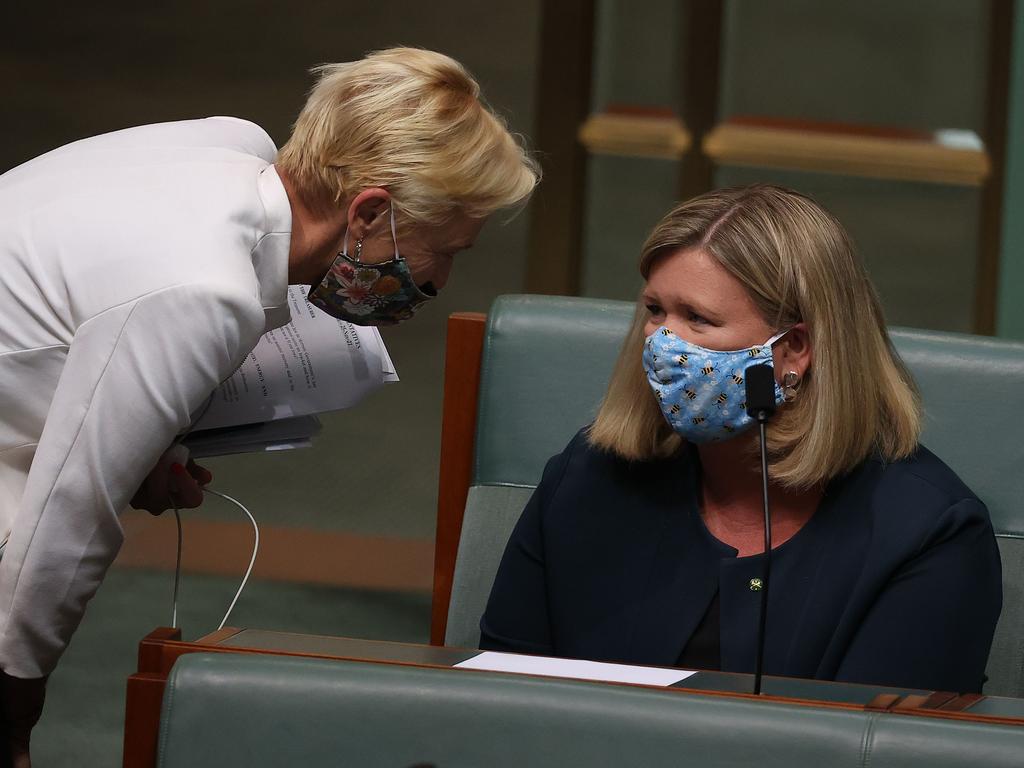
[745,364,777,419]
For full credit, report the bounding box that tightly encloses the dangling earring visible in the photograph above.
[354,238,364,262]
[783,371,801,402]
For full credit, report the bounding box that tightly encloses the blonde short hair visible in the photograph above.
[277,47,539,223]
[588,185,922,488]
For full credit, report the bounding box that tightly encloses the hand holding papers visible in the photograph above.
[184,287,398,457]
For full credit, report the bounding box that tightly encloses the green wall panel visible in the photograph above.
[997,1,1024,339]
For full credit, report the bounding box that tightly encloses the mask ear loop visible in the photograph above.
[388,206,399,260]
[766,328,799,397]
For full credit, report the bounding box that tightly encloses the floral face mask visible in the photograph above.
[307,207,436,326]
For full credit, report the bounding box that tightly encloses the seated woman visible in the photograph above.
[480,185,1002,693]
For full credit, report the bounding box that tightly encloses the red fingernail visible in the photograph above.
[171,463,187,476]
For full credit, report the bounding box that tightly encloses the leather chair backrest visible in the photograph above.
[156,652,1024,768]
[446,295,1024,696]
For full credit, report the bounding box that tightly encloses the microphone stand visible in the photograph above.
[744,363,777,697]
[752,415,773,696]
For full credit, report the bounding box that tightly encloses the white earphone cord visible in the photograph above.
[170,488,259,632]
[171,507,182,629]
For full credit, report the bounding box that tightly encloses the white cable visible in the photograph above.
[163,391,234,631]
[203,488,260,631]
[171,507,182,629]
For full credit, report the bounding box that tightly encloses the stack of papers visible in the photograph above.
[183,415,323,458]
[183,286,397,457]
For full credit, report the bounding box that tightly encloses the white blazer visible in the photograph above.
[0,117,292,678]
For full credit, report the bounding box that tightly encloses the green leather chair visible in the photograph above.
[443,295,1024,698]
[156,652,1024,767]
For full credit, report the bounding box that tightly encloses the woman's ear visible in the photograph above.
[345,188,391,241]
[774,322,812,380]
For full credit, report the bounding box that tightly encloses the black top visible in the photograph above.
[479,429,1002,693]
[677,590,720,670]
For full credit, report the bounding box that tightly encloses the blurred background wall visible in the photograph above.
[578,0,1010,335]
[998,2,1024,338]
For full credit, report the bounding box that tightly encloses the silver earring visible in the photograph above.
[354,238,364,262]
[783,371,801,402]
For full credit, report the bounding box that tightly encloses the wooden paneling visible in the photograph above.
[525,0,596,296]
[679,0,724,201]
[116,515,433,591]
[579,107,691,159]
[976,0,1016,334]
[122,674,168,768]
[704,118,990,186]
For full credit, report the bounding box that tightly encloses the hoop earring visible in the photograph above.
[783,371,801,402]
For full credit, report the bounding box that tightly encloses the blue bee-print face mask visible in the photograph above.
[643,326,788,444]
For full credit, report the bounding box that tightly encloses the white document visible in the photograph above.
[194,286,398,432]
[454,651,697,687]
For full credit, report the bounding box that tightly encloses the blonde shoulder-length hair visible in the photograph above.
[588,185,922,488]
[277,47,539,225]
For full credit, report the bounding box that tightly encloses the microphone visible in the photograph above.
[745,363,776,696]
[745,364,777,420]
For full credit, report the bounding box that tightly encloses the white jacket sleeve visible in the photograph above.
[0,282,266,678]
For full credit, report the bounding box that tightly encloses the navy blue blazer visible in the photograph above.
[480,430,1002,693]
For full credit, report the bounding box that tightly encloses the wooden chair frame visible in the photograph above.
[430,313,487,645]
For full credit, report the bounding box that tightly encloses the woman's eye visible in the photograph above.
[645,303,663,316]
[687,311,709,325]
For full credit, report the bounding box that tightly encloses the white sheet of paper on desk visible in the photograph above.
[454,651,696,687]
